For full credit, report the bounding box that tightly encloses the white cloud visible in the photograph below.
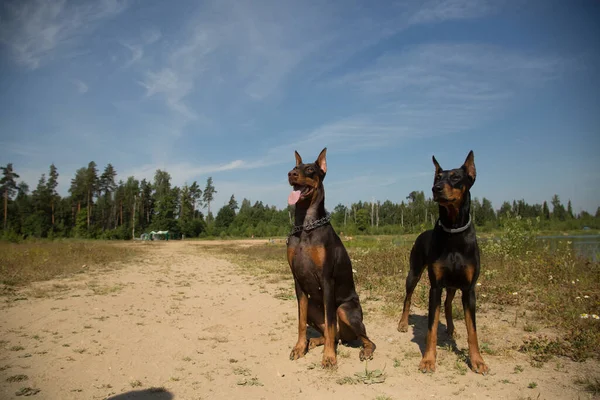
[120,160,246,189]
[120,28,161,68]
[139,68,198,122]
[316,42,568,144]
[0,0,128,69]
[121,43,143,67]
[72,79,88,94]
[130,0,505,148]
[408,0,500,25]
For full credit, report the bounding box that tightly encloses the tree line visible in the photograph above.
[1,162,599,240]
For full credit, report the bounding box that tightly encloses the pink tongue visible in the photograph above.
[288,190,302,205]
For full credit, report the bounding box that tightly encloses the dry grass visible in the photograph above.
[0,240,140,287]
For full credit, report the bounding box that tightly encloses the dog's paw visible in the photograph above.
[470,355,489,375]
[397,320,409,332]
[418,356,436,373]
[308,336,325,350]
[446,325,455,338]
[289,344,306,361]
[359,346,375,361]
[321,353,337,369]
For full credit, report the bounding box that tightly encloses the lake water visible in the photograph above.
[537,235,600,262]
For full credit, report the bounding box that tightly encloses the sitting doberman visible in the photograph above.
[397,151,488,374]
[286,148,376,368]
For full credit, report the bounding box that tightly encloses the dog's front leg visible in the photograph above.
[419,286,442,372]
[321,277,337,368]
[290,280,308,360]
[462,288,488,374]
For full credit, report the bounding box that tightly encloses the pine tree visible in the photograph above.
[542,201,550,220]
[85,162,99,230]
[228,194,238,212]
[98,164,117,230]
[32,173,52,236]
[152,170,176,231]
[551,194,566,221]
[69,168,87,217]
[189,181,202,216]
[47,164,59,227]
[202,177,217,222]
[567,200,574,219]
[0,163,20,230]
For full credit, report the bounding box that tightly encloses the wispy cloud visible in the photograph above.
[120,28,161,68]
[121,160,246,188]
[144,38,567,176]
[0,0,128,69]
[135,0,503,139]
[408,0,500,25]
[72,79,88,94]
[315,43,568,142]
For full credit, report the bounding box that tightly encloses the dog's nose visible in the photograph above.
[288,170,298,178]
[433,183,444,193]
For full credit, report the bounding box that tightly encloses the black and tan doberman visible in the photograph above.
[397,151,488,374]
[286,148,376,368]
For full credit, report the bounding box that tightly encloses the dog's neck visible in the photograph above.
[438,191,471,230]
[294,187,326,226]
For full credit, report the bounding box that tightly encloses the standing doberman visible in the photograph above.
[286,148,376,368]
[397,151,488,374]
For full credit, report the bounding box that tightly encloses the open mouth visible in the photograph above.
[288,184,314,205]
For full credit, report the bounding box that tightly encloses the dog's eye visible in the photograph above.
[451,175,460,182]
[306,167,314,174]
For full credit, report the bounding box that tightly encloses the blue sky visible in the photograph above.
[1,0,599,214]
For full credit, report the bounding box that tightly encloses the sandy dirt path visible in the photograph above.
[1,241,598,399]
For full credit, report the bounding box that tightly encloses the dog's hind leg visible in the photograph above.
[398,248,426,332]
[445,288,457,337]
[337,300,376,361]
[307,299,326,350]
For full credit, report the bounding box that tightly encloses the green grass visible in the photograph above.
[0,240,140,286]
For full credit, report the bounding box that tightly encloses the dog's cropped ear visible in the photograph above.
[294,151,303,167]
[316,147,327,174]
[432,155,442,175]
[462,150,476,184]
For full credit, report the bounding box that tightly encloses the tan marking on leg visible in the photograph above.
[290,291,308,361]
[322,322,337,368]
[464,264,475,284]
[432,262,444,281]
[419,302,440,373]
[464,306,488,374]
[308,336,325,350]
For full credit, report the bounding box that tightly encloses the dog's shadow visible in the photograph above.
[406,314,462,357]
[106,388,174,400]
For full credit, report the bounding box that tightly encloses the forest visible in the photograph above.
[1,162,599,240]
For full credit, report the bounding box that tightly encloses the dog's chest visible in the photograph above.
[287,243,326,295]
[433,252,477,288]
